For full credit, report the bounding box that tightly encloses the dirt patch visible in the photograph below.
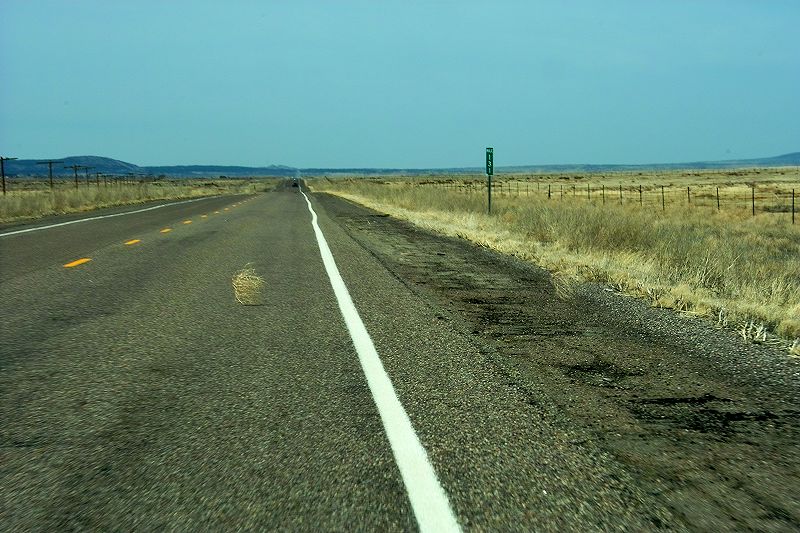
[318,193,800,531]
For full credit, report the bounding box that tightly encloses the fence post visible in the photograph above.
[602,184,605,205]
[619,184,622,204]
[661,185,665,211]
[561,184,564,200]
[751,185,755,217]
[716,187,720,211]
[639,184,643,206]
[587,183,591,200]
[548,183,551,199]
[687,186,691,205]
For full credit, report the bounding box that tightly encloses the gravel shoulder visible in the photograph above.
[316,192,800,531]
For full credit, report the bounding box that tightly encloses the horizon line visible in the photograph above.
[5,150,799,171]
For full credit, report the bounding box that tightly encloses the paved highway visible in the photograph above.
[4,183,791,530]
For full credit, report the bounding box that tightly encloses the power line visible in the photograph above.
[82,166,95,186]
[64,164,86,189]
[36,160,64,190]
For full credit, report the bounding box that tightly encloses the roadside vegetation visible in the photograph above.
[310,168,800,346]
[0,178,277,224]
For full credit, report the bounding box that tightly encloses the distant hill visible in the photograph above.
[303,152,800,175]
[144,164,296,177]
[442,152,800,175]
[731,152,800,167]
[4,156,142,176]
[4,156,298,177]
[4,152,799,177]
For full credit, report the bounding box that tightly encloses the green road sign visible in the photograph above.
[486,147,493,176]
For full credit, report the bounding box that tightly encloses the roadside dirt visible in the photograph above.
[318,193,800,531]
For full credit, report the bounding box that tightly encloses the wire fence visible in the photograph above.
[418,179,798,224]
[3,175,157,191]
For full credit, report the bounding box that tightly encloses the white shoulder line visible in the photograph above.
[0,195,220,238]
[299,188,461,533]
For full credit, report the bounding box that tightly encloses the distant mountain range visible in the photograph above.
[3,156,297,178]
[4,152,799,177]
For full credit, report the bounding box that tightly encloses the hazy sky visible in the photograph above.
[1,1,798,168]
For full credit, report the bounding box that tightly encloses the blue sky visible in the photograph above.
[1,1,798,167]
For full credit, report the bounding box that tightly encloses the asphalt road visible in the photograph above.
[4,184,792,530]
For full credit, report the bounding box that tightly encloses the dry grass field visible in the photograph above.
[0,178,276,223]
[310,167,800,346]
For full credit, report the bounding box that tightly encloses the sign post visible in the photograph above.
[486,147,493,214]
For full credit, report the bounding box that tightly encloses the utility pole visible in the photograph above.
[83,166,94,186]
[1,156,18,195]
[36,160,63,190]
[64,164,84,189]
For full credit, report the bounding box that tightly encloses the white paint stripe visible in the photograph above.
[0,196,221,238]
[300,188,461,533]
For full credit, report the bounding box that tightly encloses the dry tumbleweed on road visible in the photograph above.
[232,264,265,305]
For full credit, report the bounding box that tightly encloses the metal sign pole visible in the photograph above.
[486,147,493,214]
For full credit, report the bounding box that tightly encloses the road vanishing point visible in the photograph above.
[2,182,798,531]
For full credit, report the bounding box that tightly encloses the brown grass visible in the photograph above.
[310,169,800,347]
[0,178,277,224]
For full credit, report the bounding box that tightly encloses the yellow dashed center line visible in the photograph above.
[224,208,229,211]
[124,239,141,245]
[64,258,91,268]
[160,228,172,233]
[183,220,192,224]
[201,214,208,218]
[214,211,220,214]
